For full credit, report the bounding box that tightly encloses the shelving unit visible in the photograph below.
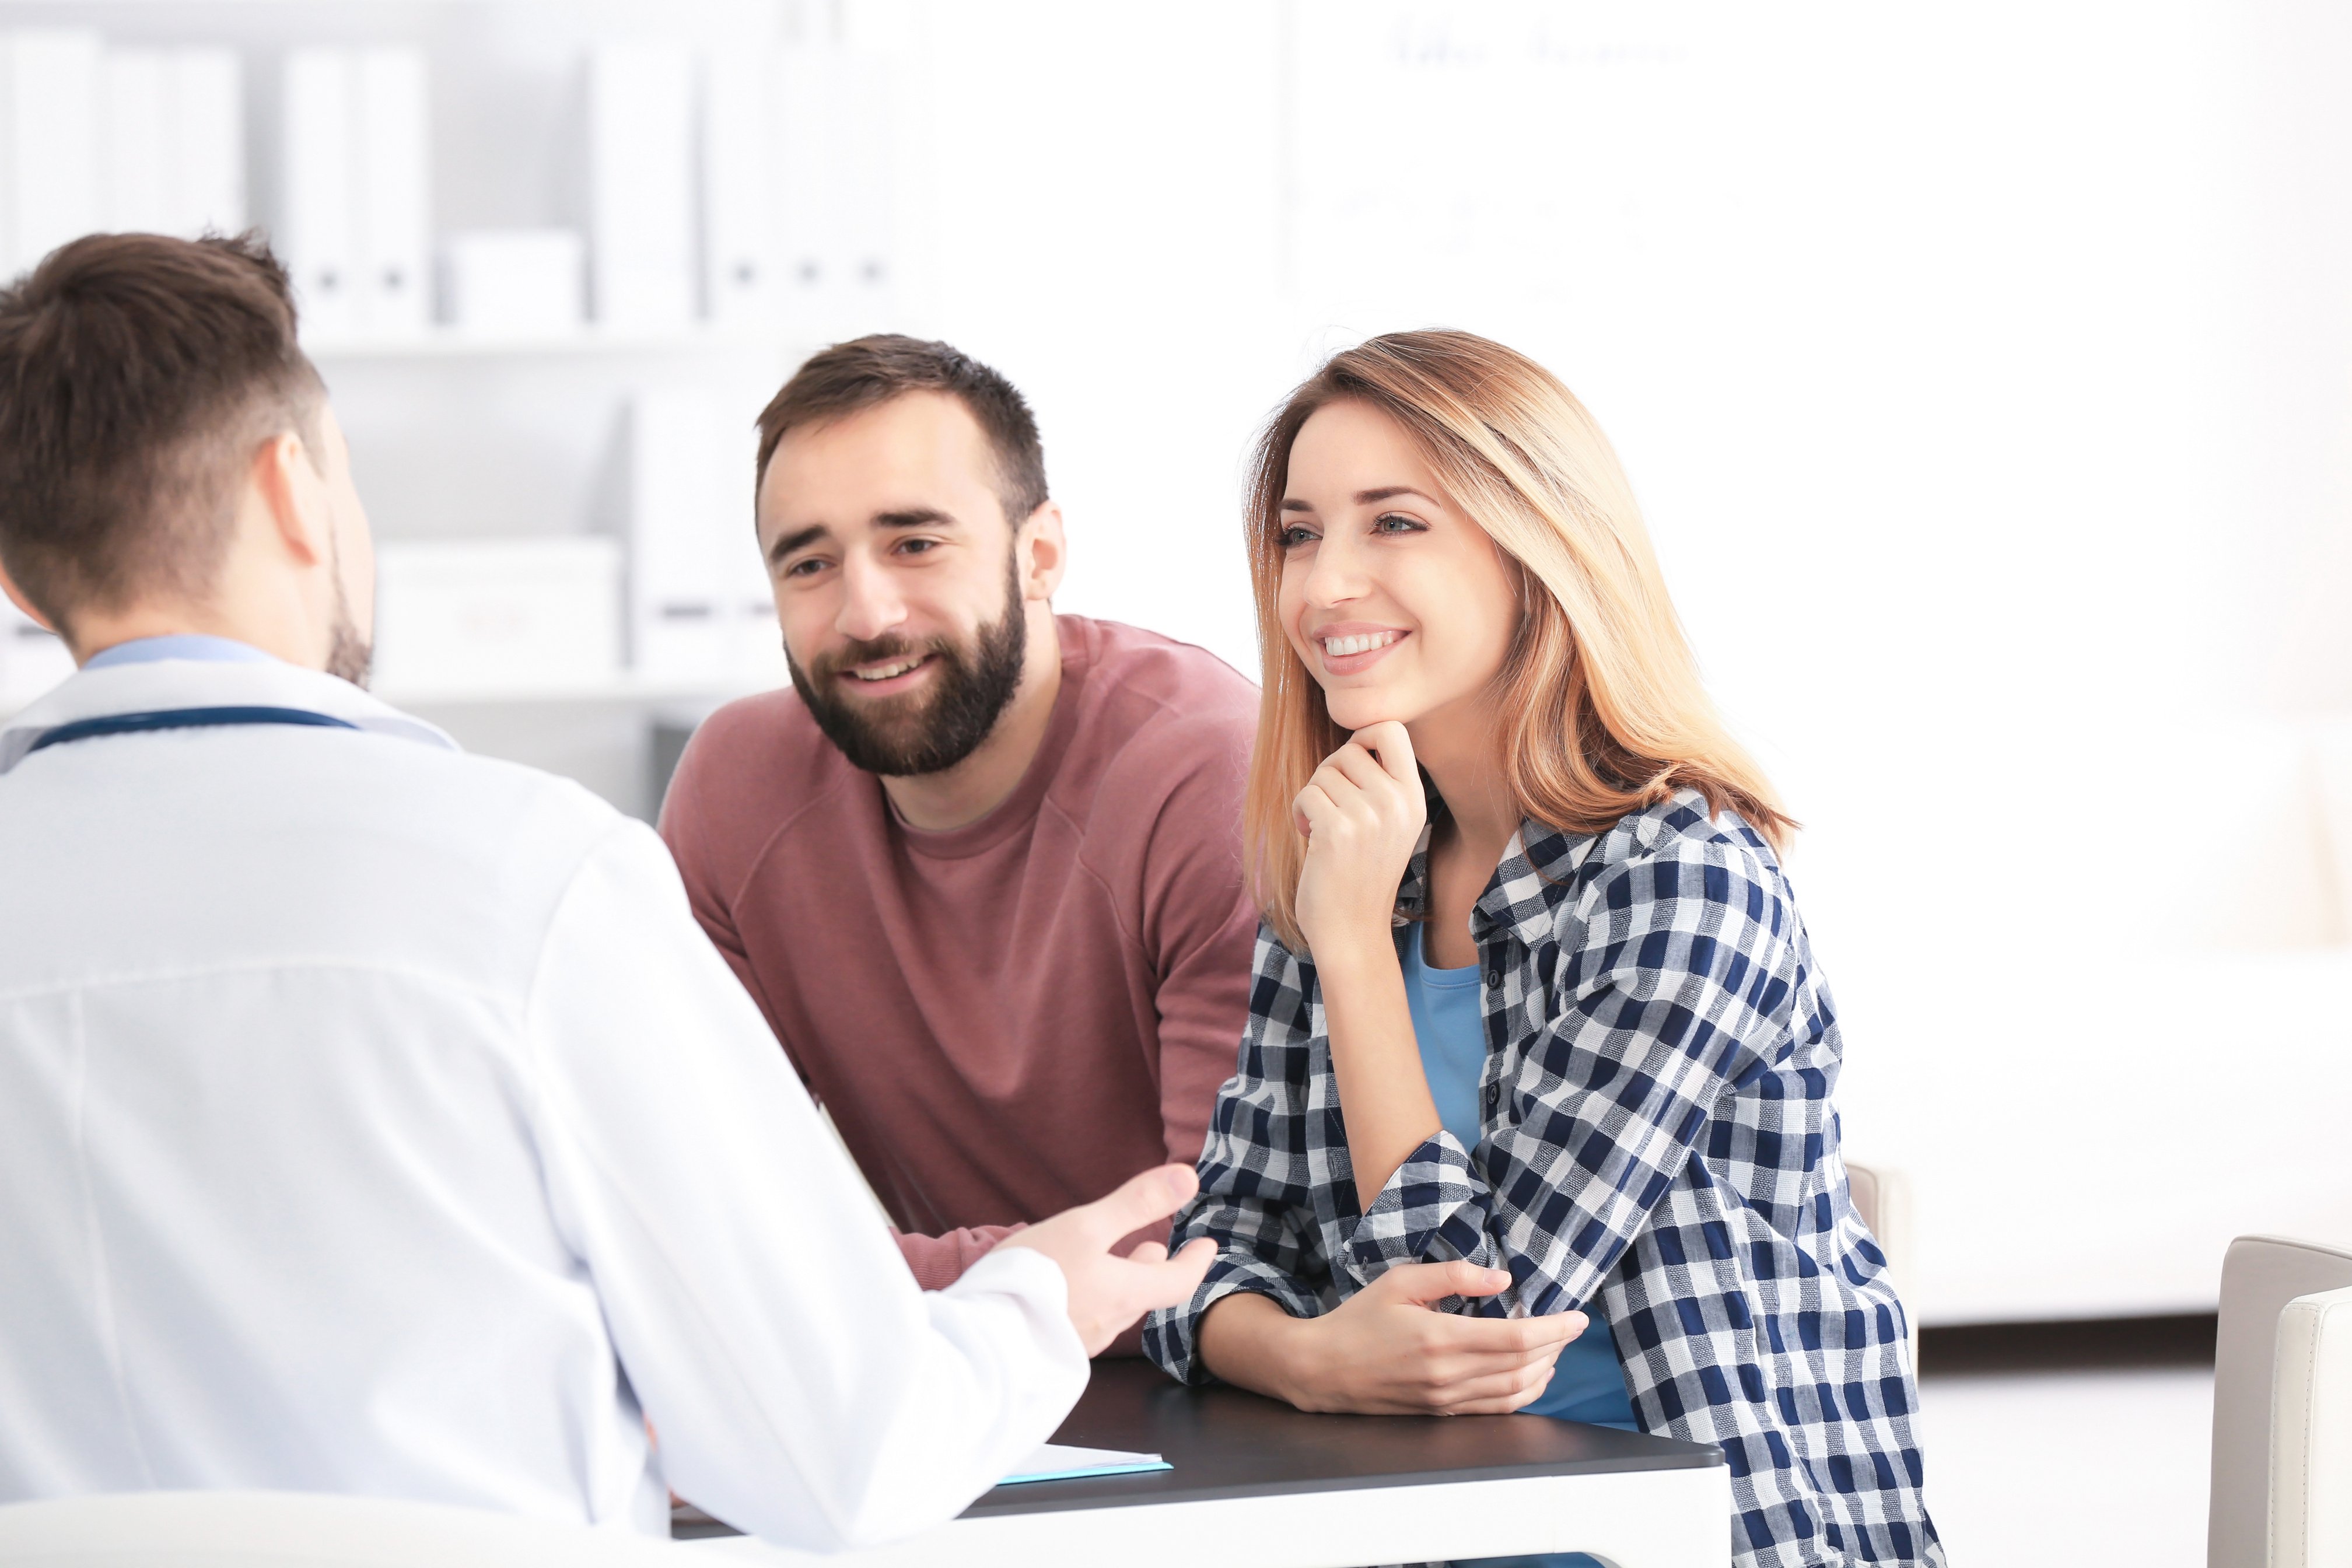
[378,670,781,710]
[304,326,810,362]
[0,0,907,819]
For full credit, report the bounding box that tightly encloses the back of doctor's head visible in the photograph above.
[0,231,326,638]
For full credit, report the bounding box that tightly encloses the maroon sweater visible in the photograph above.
[659,615,1260,1296]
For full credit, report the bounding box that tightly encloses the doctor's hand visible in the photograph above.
[1198,1261,1584,1416]
[999,1165,1217,1357]
[1292,722,1426,956]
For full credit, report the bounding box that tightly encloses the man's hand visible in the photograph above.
[999,1165,1217,1356]
[1199,1261,1584,1416]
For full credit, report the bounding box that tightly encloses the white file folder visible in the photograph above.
[586,41,695,332]
[103,46,244,243]
[3,30,103,279]
[720,431,779,682]
[281,48,358,340]
[832,46,896,330]
[626,390,732,682]
[699,46,776,328]
[166,48,244,239]
[773,41,842,328]
[355,47,429,337]
[100,48,170,235]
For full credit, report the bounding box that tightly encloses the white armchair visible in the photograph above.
[1844,1159,1920,1369]
[2207,1234,2352,1568]
[2268,1284,2352,1568]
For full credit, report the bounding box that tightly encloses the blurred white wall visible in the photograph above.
[3,0,2345,1321]
[883,0,2352,1321]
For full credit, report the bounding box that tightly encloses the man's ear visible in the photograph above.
[0,556,54,632]
[250,430,330,569]
[1016,501,1068,601]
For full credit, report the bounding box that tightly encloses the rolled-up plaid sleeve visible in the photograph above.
[1339,834,1793,1319]
[1143,926,1335,1384]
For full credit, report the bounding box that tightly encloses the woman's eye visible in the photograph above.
[1373,513,1425,535]
[1278,525,1319,548]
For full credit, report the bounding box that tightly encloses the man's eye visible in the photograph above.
[782,557,826,578]
[897,537,937,555]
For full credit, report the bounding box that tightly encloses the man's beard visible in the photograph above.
[325,534,373,688]
[787,552,1028,778]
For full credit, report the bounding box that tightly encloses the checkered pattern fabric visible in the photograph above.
[1145,790,1943,1567]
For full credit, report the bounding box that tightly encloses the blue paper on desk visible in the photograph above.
[999,1442,1171,1485]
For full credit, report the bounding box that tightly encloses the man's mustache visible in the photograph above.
[806,635,953,681]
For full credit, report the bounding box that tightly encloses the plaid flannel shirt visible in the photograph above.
[1144,790,1943,1568]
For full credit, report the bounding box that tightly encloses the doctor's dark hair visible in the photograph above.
[0,231,326,634]
[754,334,1049,528]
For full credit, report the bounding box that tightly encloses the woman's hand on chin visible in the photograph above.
[1292,720,1426,958]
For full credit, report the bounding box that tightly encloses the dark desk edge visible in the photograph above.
[958,1438,1724,1518]
[673,1440,1722,1538]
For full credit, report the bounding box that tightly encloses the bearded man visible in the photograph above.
[658,337,1259,1342]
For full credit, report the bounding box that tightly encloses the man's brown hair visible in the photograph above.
[754,334,1049,527]
[0,230,325,632]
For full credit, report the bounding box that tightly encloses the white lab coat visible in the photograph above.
[0,657,1087,1549]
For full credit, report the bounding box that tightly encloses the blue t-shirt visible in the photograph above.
[1398,922,1638,1432]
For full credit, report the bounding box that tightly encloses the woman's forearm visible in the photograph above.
[1314,933,1442,1213]
[1196,1290,1310,1404]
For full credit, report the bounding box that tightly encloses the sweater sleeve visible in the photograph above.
[1135,720,1260,1174]
[895,1226,1022,1290]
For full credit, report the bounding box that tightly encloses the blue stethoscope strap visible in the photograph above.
[26,706,363,756]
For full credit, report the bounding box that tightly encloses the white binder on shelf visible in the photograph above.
[772,41,897,339]
[699,46,776,329]
[716,415,775,682]
[166,48,245,239]
[722,489,782,684]
[772,41,843,331]
[832,46,897,332]
[281,47,358,340]
[621,389,773,684]
[103,46,246,243]
[354,47,429,337]
[100,48,171,235]
[586,41,695,332]
[625,390,729,682]
[3,30,103,281]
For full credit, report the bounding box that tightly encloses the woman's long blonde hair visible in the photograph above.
[1243,330,1795,953]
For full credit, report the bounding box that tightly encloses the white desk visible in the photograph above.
[677,1360,1730,1567]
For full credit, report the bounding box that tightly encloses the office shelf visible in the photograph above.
[374,673,779,709]
[303,327,808,362]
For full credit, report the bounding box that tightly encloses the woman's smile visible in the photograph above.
[1313,623,1410,676]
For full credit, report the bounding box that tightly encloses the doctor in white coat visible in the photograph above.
[0,232,1214,1549]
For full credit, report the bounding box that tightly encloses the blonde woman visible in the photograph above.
[1143,332,1940,1568]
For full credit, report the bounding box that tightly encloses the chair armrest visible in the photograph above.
[2270,1284,2352,1568]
